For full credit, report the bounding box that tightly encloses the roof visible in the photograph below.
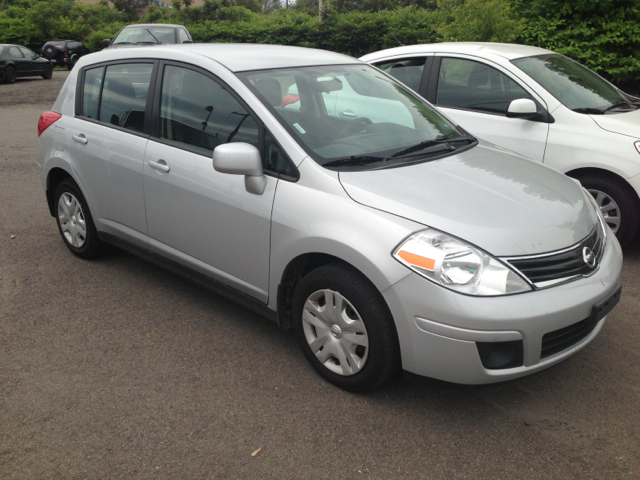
[360,42,555,62]
[94,43,359,72]
[123,23,184,28]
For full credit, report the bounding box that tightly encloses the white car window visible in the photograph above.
[374,57,426,92]
[437,57,531,115]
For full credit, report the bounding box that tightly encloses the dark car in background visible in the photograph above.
[41,40,91,70]
[0,44,52,84]
[103,24,193,48]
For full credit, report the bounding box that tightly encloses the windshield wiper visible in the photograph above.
[145,29,161,44]
[323,156,389,167]
[572,107,605,115]
[112,41,135,45]
[391,136,471,158]
[135,41,158,45]
[604,100,635,112]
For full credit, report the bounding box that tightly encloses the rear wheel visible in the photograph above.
[576,174,640,246]
[292,263,399,392]
[68,56,77,70]
[54,179,108,259]
[4,66,16,84]
[42,64,53,80]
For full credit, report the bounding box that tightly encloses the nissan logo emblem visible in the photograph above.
[583,247,596,268]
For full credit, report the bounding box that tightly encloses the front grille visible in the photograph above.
[541,318,598,359]
[505,224,604,287]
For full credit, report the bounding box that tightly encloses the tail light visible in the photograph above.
[64,51,68,57]
[38,111,62,137]
[40,50,43,56]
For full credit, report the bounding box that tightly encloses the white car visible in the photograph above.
[361,42,640,246]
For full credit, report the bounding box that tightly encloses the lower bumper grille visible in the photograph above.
[541,318,598,359]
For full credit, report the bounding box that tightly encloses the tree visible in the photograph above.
[262,0,282,13]
[173,0,183,9]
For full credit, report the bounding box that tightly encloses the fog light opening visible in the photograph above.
[476,340,524,370]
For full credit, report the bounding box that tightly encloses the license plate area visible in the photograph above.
[588,283,622,326]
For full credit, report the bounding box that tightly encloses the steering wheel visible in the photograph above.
[341,117,373,138]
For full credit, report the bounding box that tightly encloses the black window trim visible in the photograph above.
[150,59,299,181]
[431,55,553,123]
[75,58,160,139]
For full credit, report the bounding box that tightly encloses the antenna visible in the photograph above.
[391,33,405,47]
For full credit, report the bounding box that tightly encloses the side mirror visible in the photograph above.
[506,98,538,120]
[102,39,112,49]
[213,142,266,195]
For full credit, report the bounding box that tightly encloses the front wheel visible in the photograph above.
[54,179,108,259]
[42,64,53,80]
[576,174,640,247]
[292,263,399,392]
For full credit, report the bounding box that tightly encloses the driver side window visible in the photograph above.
[159,65,259,156]
[436,57,531,115]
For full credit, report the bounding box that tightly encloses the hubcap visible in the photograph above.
[302,289,369,376]
[588,189,621,234]
[57,192,87,248]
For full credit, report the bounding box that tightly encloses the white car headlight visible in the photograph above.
[393,229,532,296]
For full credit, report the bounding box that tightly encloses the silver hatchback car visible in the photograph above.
[37,44,622,392]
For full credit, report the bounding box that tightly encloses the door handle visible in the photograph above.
[72,134,88,145]
[148,159,170,173]
[339,110,357,118]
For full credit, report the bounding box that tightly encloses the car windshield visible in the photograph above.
[113,27,175,45]
[512,54,633,114]
[239,64,472,168]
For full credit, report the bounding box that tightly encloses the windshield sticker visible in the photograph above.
[293,123,306,134]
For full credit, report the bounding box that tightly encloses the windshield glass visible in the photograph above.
[512,54,627,113]
[239,64,471,168]
[113,27,175,45]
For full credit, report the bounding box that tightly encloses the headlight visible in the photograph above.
[583,188,608,244]
[393,229,532,296]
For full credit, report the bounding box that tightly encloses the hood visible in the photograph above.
[590,109,640,139]
[339,144,595,256]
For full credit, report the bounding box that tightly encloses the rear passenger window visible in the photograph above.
[159,65,259,156]
[82,66,105,119]
[436,58,531,115]
[375,57,426,92]
[179,29,190,43]
[98,64,153,132]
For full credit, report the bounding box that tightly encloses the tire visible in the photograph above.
[292,263,400,392]
[576,174,640,247]
[67,56,77,71]
[54,179,108,259]
[4,66,16,84]
[42,64,53,80]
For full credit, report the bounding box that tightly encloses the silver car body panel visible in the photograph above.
[39,44,624,385]
[340,142,595,256]
[143,140,277,302]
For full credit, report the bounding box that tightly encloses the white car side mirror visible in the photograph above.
[212,142,266,195]
[506,98,538,120]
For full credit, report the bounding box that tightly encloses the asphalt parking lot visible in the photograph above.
[1,71,639,479]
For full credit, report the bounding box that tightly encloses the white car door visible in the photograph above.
[432,55,550,162]
[143,63,277,303]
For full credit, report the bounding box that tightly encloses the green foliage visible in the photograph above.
[2,0,640,87]
[510,0,640,84]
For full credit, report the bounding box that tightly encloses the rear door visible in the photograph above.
[70,61,157,246]
[8,46,28,76]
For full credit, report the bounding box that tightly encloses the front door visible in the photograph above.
[432,56,549,162]
[143,63,277,303]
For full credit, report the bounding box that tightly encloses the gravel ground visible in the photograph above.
[1,71,640,479]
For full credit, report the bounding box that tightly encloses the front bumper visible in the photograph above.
[382,233,623,384]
